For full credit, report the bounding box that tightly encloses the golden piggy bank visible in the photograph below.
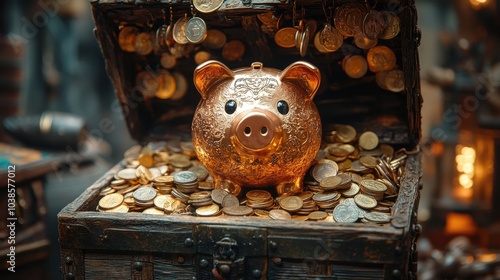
[192,61,322,196]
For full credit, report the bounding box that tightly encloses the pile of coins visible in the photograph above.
[96,125,412,226]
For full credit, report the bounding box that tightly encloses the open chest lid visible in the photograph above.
[90,0,422,148]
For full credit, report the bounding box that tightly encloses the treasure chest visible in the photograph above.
[58,0,422,279]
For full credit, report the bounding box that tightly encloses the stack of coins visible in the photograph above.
[173,171,199,193]
[246,190,274,210]
[94,129,409,224]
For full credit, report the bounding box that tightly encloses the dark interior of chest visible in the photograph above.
[91,0,421,147]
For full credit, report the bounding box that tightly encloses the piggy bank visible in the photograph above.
[192,61,322,196]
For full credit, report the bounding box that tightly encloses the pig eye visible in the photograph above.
[277,100,289,115]
[225,100,237,114]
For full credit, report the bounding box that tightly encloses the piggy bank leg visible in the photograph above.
[213,177,242,197]
[276,177,303,196]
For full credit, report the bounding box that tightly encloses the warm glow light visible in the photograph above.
[477,253,498,263]
[463,163,474,176]
[455,154,464,164]
[459,174,473,188]
[470,0,489,8]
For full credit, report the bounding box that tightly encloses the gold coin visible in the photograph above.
[319,176,342,190]
[196,204,220,216]
[354,33,378,50]
[222,40,245,61]
[354,193,377,209]
[246,190,272,202]
[156,71,176,99]
[364,212,392,223]
[274,27,297,48]
[160,53,177,69]
[117,168,138,180]
[279,196,303,212]
[319,24,343,52]
[313,31,330,53]
[222,205,254,216]
[173,16,189,44]
[103,204,129,213]
[292,215,309,221]
[380,11,400,40]
[360,179,387,193]
[308,211,328,221]
[136,165,153,182]
[194,51,211,65]
[118,26,139,52]
[341,183,360,197]
[193,0,224,13]
[343,55,368,79]
[334,3,367,37]
[362,10,386,40]
[203,29,226,49]
[337,159,353,171]
[254,209,270,218]
[135,32,154,56]
[328,147,350,157]
[334,124,357,143]
[153,195,171,210]
[269,209,292,220]
[379,69,405,92]
[170,72,188,101]
[142,207,165,215]
[99,193,124,210]
[366,45,396,73]
[358,131,379,150]
[190,191,211,200]
[359,156,379,169]
[169,153,191,168]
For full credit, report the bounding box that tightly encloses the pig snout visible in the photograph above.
[231,108,283,153]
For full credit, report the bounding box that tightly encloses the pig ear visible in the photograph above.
[193,60,234,99]
[280,61,321,100]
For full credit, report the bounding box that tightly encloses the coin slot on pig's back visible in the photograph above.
[92,0,420,147]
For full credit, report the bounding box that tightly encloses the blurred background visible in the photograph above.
[0,0,499,279]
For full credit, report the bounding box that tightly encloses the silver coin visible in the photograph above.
[174,171,198,184]
[133,186,157,202]
[185,17,207,44]
[364,212,392,223]
[333,204,359,223]
[221,194,239,208]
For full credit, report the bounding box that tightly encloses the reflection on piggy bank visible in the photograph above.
[192,61,322,196]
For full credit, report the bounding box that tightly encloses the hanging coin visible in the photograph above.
[173,15,189,44]
[354,32,378,50]
[156,24,169,51]
[193,0,224,14]
[170,72,188,101]
[135,32,154,56]
[160,52,177,69]
[343,55,368,79]
[295,20,305,52]
[222,40,245,61]
[136,71,158,98]
[194,51,211,65]
[362,10,386,40]
[334,2,367,37]
[366,45,396,73]
[156,71,176,99]
[274,27,297,48]
[118,26,139,52]
[380,11,400,40]
[185,16,207,44]
[376,69,405,92]
[299,27,310,57]
[313,32,329,53]
[319,24,343,52]
[305,20,318,41]
[203,29,226,49]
